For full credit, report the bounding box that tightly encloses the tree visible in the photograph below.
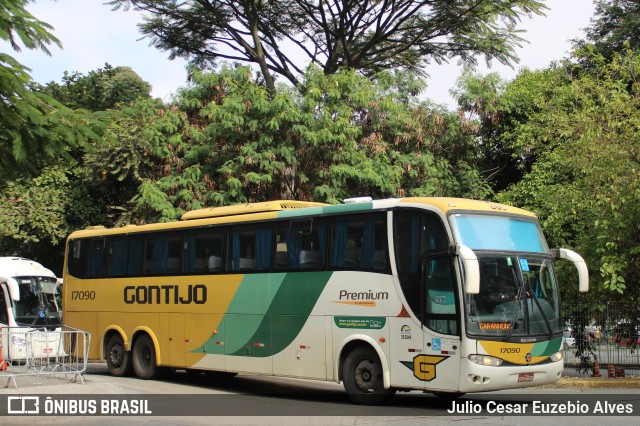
[37,64,152,111]
[0,0,105,178]
[575,0,640,60]
[109,0,546,92]
[0,165,101,273]
[486,50,640,306]
[0,0,60,54]
[131,65,490,222]
[452,68,515,190]
[452,65,575,191]
[81,98,161,225]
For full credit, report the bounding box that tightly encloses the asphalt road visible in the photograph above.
[0,363,639,425]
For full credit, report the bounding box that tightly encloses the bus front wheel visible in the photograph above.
[342,346,395,405]
[132,334,166,380]
[106,334,132,377]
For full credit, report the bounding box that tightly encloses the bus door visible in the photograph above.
[389,309,425,389]
[419,252,462,392]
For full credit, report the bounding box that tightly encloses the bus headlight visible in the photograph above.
[468,354,503,366]
[550,351,563,362]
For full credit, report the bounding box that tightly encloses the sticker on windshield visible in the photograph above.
[479,322,512,330]
[519,258,530,272]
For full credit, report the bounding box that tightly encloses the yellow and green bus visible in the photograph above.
[62,197,588,404]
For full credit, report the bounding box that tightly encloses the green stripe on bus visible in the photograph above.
[227,273,287,315]
[191,273,286,355]
[230,271,332,357]
[531,337,563,356]
[277,202,373,218]
[191,271,332,357]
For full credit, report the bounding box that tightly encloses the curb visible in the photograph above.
[543,377,640,389]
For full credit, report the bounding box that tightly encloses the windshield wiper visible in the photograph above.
[524,278,554,339]
[504,283,524,340]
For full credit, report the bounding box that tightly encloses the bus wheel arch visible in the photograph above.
[131,330,167,380]
[338,338,394,405]
[104,330,132,377]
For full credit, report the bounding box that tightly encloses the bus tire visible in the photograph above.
[132,334,166,380]
[342,346,395,405]
[106,334,132,377]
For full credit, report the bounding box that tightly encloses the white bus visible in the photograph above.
[63,197,588,404]
[0,257,64,361]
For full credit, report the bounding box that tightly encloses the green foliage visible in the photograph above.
[0,0,107,178]
[81,98,162,225]
[0,0,61,54]
[0,167,70,245]
[0,165,100,273]
[132,65,490,221]
[0,0,155,266]
[4,0,640,315]
[489,49,640,305]
[453,66,577,191]
[576,0,640,62]
[37,63,152,111]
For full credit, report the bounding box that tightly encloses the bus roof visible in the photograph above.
[66,197,536,239]
[181,200,329,220]
[398,197,537,217]
[0,257,57,279]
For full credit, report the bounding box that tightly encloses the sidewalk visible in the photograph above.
[1,371,638,394]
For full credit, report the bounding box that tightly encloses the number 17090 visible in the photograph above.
[71,290,95,300]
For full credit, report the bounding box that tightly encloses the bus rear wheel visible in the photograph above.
[342,346,395,405]
[106,334,132,377]
[132,334,166,380]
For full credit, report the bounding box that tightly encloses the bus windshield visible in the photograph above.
[13,277,62,327]
[464,255,562,339]
[450,214,561,340]
[450,213,549,253]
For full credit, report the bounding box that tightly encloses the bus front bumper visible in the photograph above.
[459,358,564,393]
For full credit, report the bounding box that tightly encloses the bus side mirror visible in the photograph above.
[456,244,479,294]
[0,277,20,301]
[552,248,589,292]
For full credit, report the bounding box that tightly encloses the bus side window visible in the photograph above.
[144,232,182,275]
[108,237,128,277]
[88,238,107,278]
[0,285,8,325]
[276,219,328,270]
[331,218,357,269]
[107,236,143,277]
[68,239,89,278]
[183,228,224,274]
[274,223,290,269]
[425,257,458,335]
[394,210,457,334]
[127,236,144,276]
[331,214,386,272]
[394,211,449,277]
[227,224,272,272]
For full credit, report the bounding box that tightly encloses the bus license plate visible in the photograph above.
[518,373,534,382]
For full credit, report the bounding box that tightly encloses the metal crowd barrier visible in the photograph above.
[0,325,91,389]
